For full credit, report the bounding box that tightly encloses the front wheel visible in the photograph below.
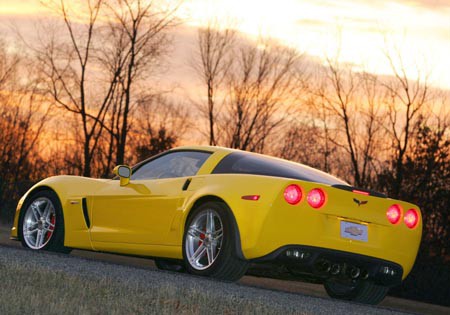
[182,201,248,281]
[19,190,71,253]
[324,279,389,304]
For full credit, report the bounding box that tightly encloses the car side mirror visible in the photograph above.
[113,165,132,186]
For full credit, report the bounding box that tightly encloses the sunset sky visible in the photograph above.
[0,0,449,90]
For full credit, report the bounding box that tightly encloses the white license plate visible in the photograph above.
[340,221,368,242]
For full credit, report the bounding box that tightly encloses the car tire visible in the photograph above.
[324,279,389,304]
[19,190,71,254]
[182,201,248,281]
[154,259,185,272]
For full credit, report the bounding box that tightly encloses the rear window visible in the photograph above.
[212,152,348,186]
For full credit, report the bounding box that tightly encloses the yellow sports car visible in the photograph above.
[10,146,422,304]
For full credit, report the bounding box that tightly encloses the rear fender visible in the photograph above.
[178,175,289,259]
[181,194,245,260]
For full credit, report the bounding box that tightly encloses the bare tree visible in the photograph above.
[0,40,20,88]
[0,42,50,221]
[278,120,332,171]
[37,0,117,177]
[377,106,450,257]
[36,0,179,176]
[221,38,302,152]
[357,71,385,186]
[96,94,189,176]
[302,78,336,174]
[310,57,385,187]
[44,121,84,176]
[130,95,190,162]
[192,20,236,145]
[103,0,180,166]
[311,57,364,184]
[382,47,431,197]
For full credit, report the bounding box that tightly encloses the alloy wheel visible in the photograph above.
[185,209,223,270]
[22,197,56,249]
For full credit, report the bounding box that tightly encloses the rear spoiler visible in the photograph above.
[332,185,387,198]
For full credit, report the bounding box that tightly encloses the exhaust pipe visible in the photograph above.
[349,267,361,279]
[330,264,341,275]
[360,270,369,280]
[317,260,331,273]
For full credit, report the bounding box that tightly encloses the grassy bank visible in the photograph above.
[0,257,294,315]
[0,245,408,315]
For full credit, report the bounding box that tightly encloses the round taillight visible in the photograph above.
[404,209,419,229]
[307,188,326,209]
[284,184,302,205]
[386,204,402,224]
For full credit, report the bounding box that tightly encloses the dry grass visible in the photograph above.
[0,260,294,315]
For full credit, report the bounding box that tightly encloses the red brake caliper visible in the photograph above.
[46,215,55,240]
[198,233,205,247]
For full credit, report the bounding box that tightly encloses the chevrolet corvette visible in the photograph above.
[10,146,422,304]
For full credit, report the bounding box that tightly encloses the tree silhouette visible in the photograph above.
[193,20,236,145]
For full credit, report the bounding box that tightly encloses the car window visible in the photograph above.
[212,152,348,186]
[131,151,211,180]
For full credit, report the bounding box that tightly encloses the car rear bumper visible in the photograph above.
[236,189,421,280]
[251,245,403,286]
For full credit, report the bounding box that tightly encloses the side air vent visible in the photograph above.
[182,178,192,191]
[82,198,91,228]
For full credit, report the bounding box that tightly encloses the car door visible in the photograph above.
[89,150,211,247]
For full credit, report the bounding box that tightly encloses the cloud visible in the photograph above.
[406,0,450,10]
[0,0,49,17]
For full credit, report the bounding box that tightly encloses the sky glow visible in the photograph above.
[1,0,449,89]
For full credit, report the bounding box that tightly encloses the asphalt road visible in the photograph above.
[1,224,448,315]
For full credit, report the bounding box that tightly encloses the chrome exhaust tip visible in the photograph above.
[330,263,341,275]
[349,267,361,279]
[317,260,331,273]
[360,270,369,280]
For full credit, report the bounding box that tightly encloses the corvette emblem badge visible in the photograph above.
[345,226,364,236]
[353,198,368,207]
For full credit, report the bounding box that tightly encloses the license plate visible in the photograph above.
[340,221,368,242]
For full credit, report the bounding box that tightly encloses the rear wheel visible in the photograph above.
[182,201,248,281]
[324,279,389,304]
[19,190,71,254]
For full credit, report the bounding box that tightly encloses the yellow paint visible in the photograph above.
[10,146,421,279]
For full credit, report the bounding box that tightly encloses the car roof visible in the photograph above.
[170,145,236,154]
[138,145,348,186]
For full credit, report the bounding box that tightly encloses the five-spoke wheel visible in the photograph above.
[182,201,248,281]
[185,209,223,270]
[19,190,71,253]
[22,197,56,249]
